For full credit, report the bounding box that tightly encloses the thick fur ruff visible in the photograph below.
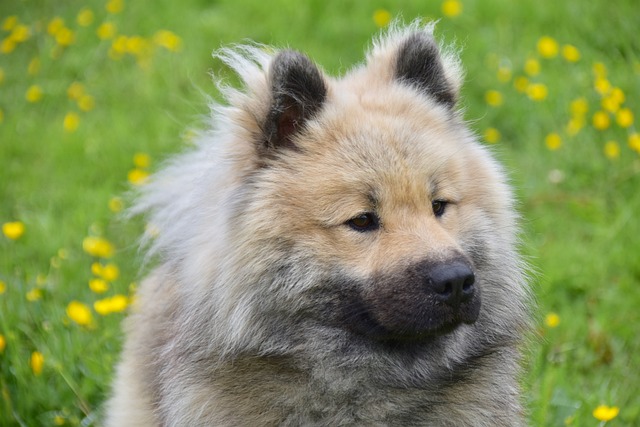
[106,21,530,426]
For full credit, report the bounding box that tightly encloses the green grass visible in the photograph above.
[1,0,639,425]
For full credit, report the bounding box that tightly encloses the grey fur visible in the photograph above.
[105,21,531,427]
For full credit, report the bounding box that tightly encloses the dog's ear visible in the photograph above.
[263,50,327,153]
[394,32,458,108]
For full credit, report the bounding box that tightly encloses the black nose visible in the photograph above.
[428,261,475,307]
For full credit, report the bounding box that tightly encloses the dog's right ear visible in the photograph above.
[262,50,327,154]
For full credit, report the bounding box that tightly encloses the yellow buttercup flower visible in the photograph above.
[561,44,580,62]
[0,280,6,294]
[89,278,109,293]
[153,30,182,52]
[629,133,640,153]
[524,58,540,76]
[82,236,115,258]
[484,90,503,107]
[513,76,529,93]
[0,334,5,353]
[10,24,30,43]
[372,9,392,28]
[526,83,548,101]
[566,117,585,136]
[26,85,43,103]
[570,97,588,116]
[66,301,93,326]
[441,0,463,17]
[592,405,619,422]
[78,94,95,112]
[55,27,75,46]
[545,133,562,151]
[604,141,620,159]
[537,36,559,59]
[67,82,85,100]
[26,288,42,302]
[96,22,117,40]
[497,66,512,83]
[594,77,611,95]
[94,295,129,315]
[544,312,560,328]
[593,62,607,78]
[2,16,18,31]
[30,351,44,375]
[77,8,94,27]
[109,196,124,213]
[128,168,150,185]
[3,221,25,239]
[47,17,65,36]
[592,111,611,131]
[106,0,124,14]
[615,108,633,128]
[1,38,17,54]
[133,152,151,168]
[63,112,80,133]
[483,128,501,144]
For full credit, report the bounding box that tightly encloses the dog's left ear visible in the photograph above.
[262,50,327,154]
[394,32,459,108]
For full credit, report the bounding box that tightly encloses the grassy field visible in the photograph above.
[1,0,639,425]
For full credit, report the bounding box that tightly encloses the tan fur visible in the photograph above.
[106,21,530,426]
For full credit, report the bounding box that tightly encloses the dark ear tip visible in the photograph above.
[395,32,457,108]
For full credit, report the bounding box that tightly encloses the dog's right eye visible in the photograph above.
[346,212,380,232]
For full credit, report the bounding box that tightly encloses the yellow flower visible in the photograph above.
[3,221,25,240]
[133,152,151,168]
[28,57,40,76]
[545,133,562,151]
[128,168,150,185]
[0,334,5,353]
[537,36,559,59]
[601,95,621,114]
[109,196,124,213]
[66,301,93,326]
[629,133,640,153]
[77,8,94,27]
[78,94,95,112]
[526,83,548,101]
[96,22,117,40]
[110,35,128,59]
[594,77,611,95]
[1,38,17,54]
[592,405,619,422]
[484,127,501,144]
[372,9,392,28]
[94,295,129,315]
[544,312,560,328]
[561,44,580,62]
[609,87,625,104]
[566,117,584,136]
[106,0,125,14]
[593,62,607,78]
[513,76,529,93]
[99,263,120,282]
[153,30,182,52]
[82,236,115,258]
[441,0,463,17]
[524,58,540,76]
[592,111,611,130]
[89,278,109,293]
[615,108,633,128]
[570,97,588,116]
[0,280,6,294]
[26,85,44,103]
[67,82,85,100]
[604,141,620,159]
[26,288,42,302]
[63,112,80,133]
[55,27,75,46]
[47,17,65,36]
[10,24,30,43]
[497,66,512,83]
[2,16,18,31]
[484,90,503,107]
[54,415,65,426]
[30,351,44,375]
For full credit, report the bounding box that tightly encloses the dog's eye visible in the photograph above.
[432,200,448,217]
[346,212,380,232]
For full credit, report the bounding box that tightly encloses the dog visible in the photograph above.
[105,21,530,426]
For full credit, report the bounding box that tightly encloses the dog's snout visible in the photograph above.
[428,261,475,307]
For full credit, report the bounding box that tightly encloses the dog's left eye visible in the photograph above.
[432,200,448,217]
[346,212,380,232]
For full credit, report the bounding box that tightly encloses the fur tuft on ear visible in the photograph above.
[263,50,327,153]
[368,20,464,109]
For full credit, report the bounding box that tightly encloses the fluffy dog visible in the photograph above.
[106,21,530,426]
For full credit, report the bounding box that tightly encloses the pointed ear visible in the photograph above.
[262,50,327,153]
[394,32,459,108]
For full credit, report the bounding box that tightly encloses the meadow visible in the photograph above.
[1,0,639,425]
